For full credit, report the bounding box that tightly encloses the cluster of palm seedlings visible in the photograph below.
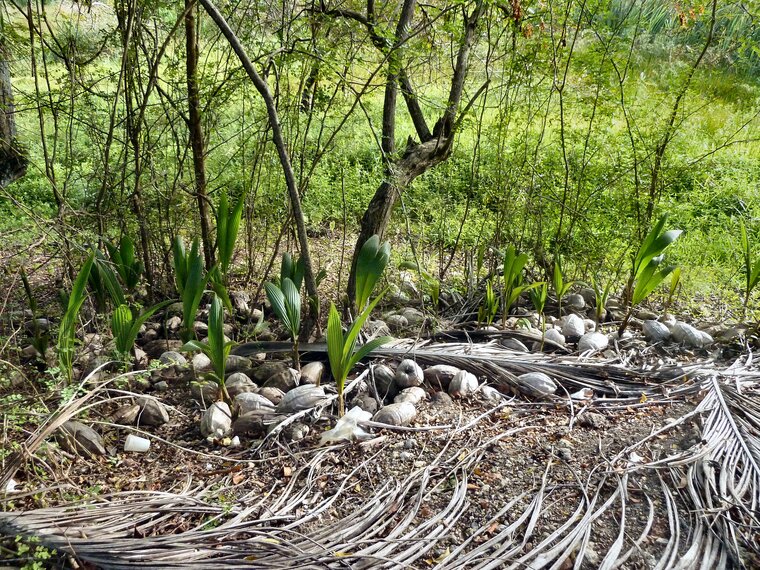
[2,339,759,568]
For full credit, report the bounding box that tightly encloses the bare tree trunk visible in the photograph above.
[0,17,27,188]
[185,0,215,269]
[344,0,486,305]
[199,0,319,335]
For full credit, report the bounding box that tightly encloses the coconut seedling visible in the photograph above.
[58,252,95,384]
[501,245,539,325]
[355,235,390,311]
[111,300,173,369]
[328,235,392,416]
[529,281,548,350]
[173,237,208,343]
[216,189,246,285]
[478,278,498,326]
[591,275,614,324]
[551,255,576,316]
[181,294,235,402]
[265,277,301,370]
[105,235,143,293]
[88,249,125,314]
[619,215,682,335]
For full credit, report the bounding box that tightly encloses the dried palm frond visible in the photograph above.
[236,338,710,404]
[4,344,760,568]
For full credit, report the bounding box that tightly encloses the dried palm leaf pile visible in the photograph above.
[2,338,760,568]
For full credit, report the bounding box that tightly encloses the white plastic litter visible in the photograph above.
[320,406,373,445]
[124,434,150,453]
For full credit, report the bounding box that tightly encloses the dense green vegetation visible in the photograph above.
[2,0,760,312]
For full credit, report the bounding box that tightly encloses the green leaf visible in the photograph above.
[265,282,291,332]
[58,252,95,383]
[327,303,346,385]
[281,278,301,339]
[633,264,675,305]
[344,288,387,362]
[111,304,133,355]
[173,237,187,296]
[206,294,227,383]
[355,235,390,309]
[95,250,125,308]
[280,253,294,287]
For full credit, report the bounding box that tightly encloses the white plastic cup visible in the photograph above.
[124,434,150,453]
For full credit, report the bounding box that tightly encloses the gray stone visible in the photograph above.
[643,320,671,343]
[543,328,566,346]
[193,321,208,336]
[423,365,461,390]
[136,397,170,426]
[200,402,232,438]
[395,359,424,388]
[565,293,586,311]
[159,351,187,367]
[578,332,609,352]
[386,314,409,331]
[57,421,106,458]
[300,361,325,385]
[561,314,585,340]
[263,368,300,392]
[153,380,169,392]
[516,372,558,399]
[192,353,212,372]
[226,372,257,399]
[583,319,596,333]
